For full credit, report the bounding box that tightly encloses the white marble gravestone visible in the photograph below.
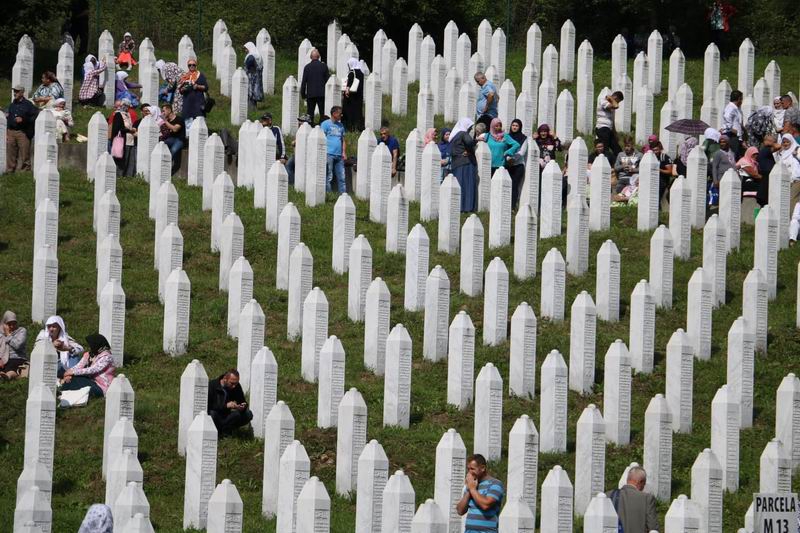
[711,384,740,492]
[604,340,632,446]
[541,44,558,84]
[775,373,800,470]
[23,384,56,476]
[106,447,142,509]
[513,204,537,280]
[584,493,618,532]
[738,38,755,96]
[281,76,300,135]
[34,199,58,260]
[87,113,109,183]
[383,470,416,532]
[665,328,693,434]
[206,479,243,533]
[526,23,542,75]
[31,245,58,324]
[460,215,484,297]
[225,252,253,336]
[348,235,373,322]
[336,388,368,496]
[330,195,357,274]
[702,214,727,308]
[34,158,58,211]
[540,248,566,321]
[250,346,278,439]
[483,257,509,346]
[230,68,248,125]
[577,40,595,134]
[629,279,656,374]
[574,404,605,516]
[386,183,409,254]
[434,429,465,533]
[644,394,673,502]
[421,142,441,221]
[202,134,225,211]
[16,460,51,507]
[726,317,755,428]
[277,440,310,533]
[306,127,327,207]
[566,193,590,277]
[361,278,391,376]
[476,138,493,213]
[595,240,620,322]
[687,267,713,360]
[276,203,301,291]
[384,325,412,428]
[254,126,277,208]
[295,477,331,533]
[555,89,575,144]
[769,161,791,250]
[391,58,408,116]
[588,155,611,231]
[537,80,556,131]
[210,172,235,253]
[95,190,120,268]
[99,279,126,366]
[178,360,208,456]
[691,448,723,533]
[237,299,265,393]
[507,414,539,522]
[635,86,654,146]
[759,438,792,493]
[183,413,217,530]
[539,161,562,238]
[447,311,475,410]
[365,73,383,132]
[488,168,512,249]
[300,287,328,383]
[163,268,190,356]
[439,175,461,254]
[569,291,596,394]
[356,439,390,533]
[153,181,178,270]
[754,205,778,300]
[265,163,289,235]
[474,363,503,461]
[287,243,313,341]
[423,266,450,363]
[14,486,51,533]
[261,401,295,518]
[539,466,573,531]
[381,41,398,96]
[743,268,768,354]
[668,176,691,261]
[317,336,346,429]
[369,144,392,223]
[26,338,57,398]
[509,302,537,399]
[404,225,429,311]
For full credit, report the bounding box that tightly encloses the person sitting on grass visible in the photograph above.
[32,71,64,109]
[61,333,116,399]
[117,32,137,70]
[37,315,83,377]
[207,369,253,436]
[52,98,74,143]
[159,103,185,175]
[0,311,28,381]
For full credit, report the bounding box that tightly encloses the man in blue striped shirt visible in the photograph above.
[456,454,504,532]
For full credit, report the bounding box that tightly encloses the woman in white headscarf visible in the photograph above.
[52,98,74,142]
[777,134,800,179]
[78,504,114,533]
[36,315,83,377]
[243,42,263,110]
[115,71,141,107]
[773,97,786,133]
[343,57,364,131]
[155,59,185,112]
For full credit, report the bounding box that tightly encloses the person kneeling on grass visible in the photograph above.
[61,333,116,399]
[208,369,253,436]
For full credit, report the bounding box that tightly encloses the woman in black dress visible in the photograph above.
[343,58,364,131]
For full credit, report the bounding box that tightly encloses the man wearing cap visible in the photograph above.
[6,86,39,172]
[300,48,328,125]
[286,114,312,186]
[259,112,286,164]
[0,311,28,380]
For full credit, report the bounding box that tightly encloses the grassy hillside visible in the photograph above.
[1,46,799,531]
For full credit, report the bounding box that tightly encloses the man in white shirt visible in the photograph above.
[595,90,624,164]
[722,89,743,158]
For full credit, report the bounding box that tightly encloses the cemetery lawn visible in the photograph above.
[2,48,800,531]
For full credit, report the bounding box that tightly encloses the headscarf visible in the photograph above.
[678,137,698,162]
[347,57,361,71]
[155,59,165,75]
[119,98,131,111]
[116,71,129,81]
[359,60,369,75]
[86,334,111,356]
[39,315,69,367]
[244,42,262,68]
[779,134,800,177]
[148,105,162,125]
[737,146,759,172]
[450,118,474,143]
[54,98,66,108]
[123,32,132,39]
[537,123,552,138]
[509,118,526,146]
[489,118,505,142]
[438,128,452,157]
[703,127,721,143]
[83,54,97,75]
[78,504,114,533]
[157,60,183,83]
[423,128,436,145]
[179,63,200,84]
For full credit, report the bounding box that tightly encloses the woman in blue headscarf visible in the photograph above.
[438,127,452,182]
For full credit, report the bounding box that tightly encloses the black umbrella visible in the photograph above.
[665,119,711,136]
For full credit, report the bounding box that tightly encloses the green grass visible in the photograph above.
[1,46,800,531]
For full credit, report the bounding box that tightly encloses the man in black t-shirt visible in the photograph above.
[161,103,185,175]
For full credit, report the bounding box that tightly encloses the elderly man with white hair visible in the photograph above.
[606,466,660,532]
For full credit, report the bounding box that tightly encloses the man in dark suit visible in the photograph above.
[607,466,660,532]
[300,48,329,125]
[207,369,253,436]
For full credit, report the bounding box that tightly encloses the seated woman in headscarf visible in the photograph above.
[78,503,114,533]
[117,32,137,70]
[702,127,721,162]
[736,146,761,196]
[52,98,74,143]
[673,137,698,177]
[32,71,64,108]
[506,118,528,210]
[155,59,184,108]
[79,55,107,106]
[486,118,520,176]
[533,124,562,169]
[37,315,83,377]
[0,310,28,381]
[438,127,452,182]
[777,134,800,180]
[115,71,141,107]
[61,333,116,398]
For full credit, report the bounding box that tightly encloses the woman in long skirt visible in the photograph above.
[449,118,479,212]
[343,58,364,131]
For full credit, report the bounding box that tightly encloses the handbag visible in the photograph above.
[347,77,360,93]
[111,132,125,158]
[203,94,216,114]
